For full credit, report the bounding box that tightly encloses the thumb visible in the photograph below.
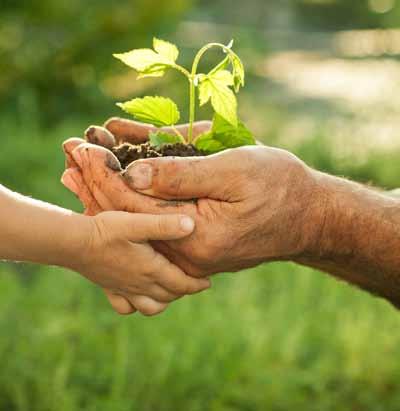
[100,212,196,242]
[121,152,236,200]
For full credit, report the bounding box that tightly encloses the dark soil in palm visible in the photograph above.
[112,142,205,169]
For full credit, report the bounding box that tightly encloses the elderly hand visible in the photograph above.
[61,118,323,278]
[63,117,400,308]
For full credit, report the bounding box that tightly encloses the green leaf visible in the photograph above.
[198,71,237,126]
[204,68,234,93]
[137,66,167,79]
[209,86,237,127]
[194,114,255,154]
[117,96,180,127]
[153,38,179,62]
[114,49,168,72]
[230,52,245,92]
[194,132,225,153]
[113,38,179,78]
[198,78,212,106]
[212,114,254,146]
[209,52,245,92]
[149,131,182,148]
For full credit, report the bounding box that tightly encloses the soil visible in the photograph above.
[112,142,205,169]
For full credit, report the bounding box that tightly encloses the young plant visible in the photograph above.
[114,38,256,153]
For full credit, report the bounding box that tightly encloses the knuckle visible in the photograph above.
[155,215,168,236]
[168,174,185,196]
[168,277,189,295]
[140,266,157,279]
[167,281,184,295]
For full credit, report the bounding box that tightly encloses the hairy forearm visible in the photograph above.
[298,172,400,307]
[0,184,89,267]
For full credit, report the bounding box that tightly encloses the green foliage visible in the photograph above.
[208,52,245,93]
[195,114,256,153]
[0,0,192,124]
[3,1,400,408]
[198,69,238,126]
[3,110,400,410]
[149,131,184,146]
[3,258,400,411]
[193,132,225,153]
[196,45,245,126]
[117,96,180,127]
[114,38,253,150]
[153,38,180,63]
[113,38,179,79]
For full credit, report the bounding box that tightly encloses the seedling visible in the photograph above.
[113,38,256,154]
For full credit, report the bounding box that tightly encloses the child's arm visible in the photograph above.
[0,184,209,315]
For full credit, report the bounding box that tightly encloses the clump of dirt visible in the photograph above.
[84,125,206,169]
[112,142,205,169]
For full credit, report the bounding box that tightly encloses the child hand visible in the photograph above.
[68,211,210,316]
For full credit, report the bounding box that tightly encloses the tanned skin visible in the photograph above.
[62,118,400,310]
[298,172,400,308]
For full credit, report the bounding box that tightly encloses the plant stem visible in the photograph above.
[187,42,235,143]
[170,63,195,144]
[170,125,186,143]
[172,64,191,79]
[188,76,196,143]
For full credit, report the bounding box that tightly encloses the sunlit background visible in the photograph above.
[2,1,400,410]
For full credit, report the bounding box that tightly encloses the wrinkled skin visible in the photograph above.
[62,118,322,278]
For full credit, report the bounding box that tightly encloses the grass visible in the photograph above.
[1,263,400,411]
[1,115,400,410]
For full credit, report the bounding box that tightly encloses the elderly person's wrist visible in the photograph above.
[293,170,370,265]
[297,171,397,262]
[293,171,342,264]
[295,171,400,305]
[260,159,330,264]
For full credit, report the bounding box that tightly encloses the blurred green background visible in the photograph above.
[2,1,400,410]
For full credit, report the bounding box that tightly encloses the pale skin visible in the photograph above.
[62,117,400,309]
[0,184,210,316]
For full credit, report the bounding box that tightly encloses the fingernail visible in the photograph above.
[61,172,79,195]
[180,216,195,233]
[85,125,116,149]
[124,163,153,190]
